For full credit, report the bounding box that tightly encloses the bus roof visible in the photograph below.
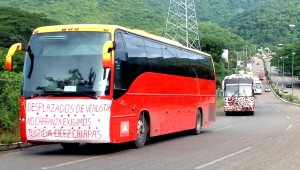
[33,24,211,57]
[224,78,253,85]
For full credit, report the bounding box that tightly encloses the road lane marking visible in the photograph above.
[194,147,252,169]
[41,155,104,169]
[272,106,281,112]
[286,125,293,131]
[286,116,290,120]
[215,125,232,131]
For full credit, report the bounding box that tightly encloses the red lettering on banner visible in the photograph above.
[27,117,35,125]
[28,129,53,138]
[85,104,111,113]
[26,117,92,127]
[27,129,101,139]
[27,102,111,114]
[27,103,77,113]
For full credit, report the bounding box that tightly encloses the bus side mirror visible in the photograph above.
[5,43,26,70]
[102,41,114,68]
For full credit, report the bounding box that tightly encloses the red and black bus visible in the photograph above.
[5,24,216,149]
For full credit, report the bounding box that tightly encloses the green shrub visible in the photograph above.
[0,71,21,142]
[216,95,224,108]
[0,131,20,145]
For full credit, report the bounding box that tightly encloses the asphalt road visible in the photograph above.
[1,58,300,170]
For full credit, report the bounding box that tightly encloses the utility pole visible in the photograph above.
[289,24,296,96]
[165,0,200,50]
[245,45,248,59]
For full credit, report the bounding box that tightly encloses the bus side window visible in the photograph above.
[115,32,127,61]
[105,70,111,95]
[123,33,147,88]
[113,31,127,99]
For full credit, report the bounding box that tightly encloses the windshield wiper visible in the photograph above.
[231,89,239,98]
[24,92,58,99]
[25,91,97,99]
[27,45,35,79]
[75,92,97,99]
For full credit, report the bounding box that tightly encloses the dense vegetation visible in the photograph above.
[0,6,61,48]
[271,42,300,80]
[227,0,300,48]
[199,22,247,85]
[1,0,167,35]
[0,0,281,27]
[0,7,61,143]
[2,0,299,47]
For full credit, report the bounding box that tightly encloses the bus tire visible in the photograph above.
[194,110,202,135]
[134,113,149,148]
[60,143,80,151]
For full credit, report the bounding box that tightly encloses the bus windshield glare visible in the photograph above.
[22,31,111,98]
[225,85,253,97]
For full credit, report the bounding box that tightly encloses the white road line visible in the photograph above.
[194,147,252,169]
[286,116,290,120]
[215,125,232,131]
[272,106,281,112]
[286,125,293,131]
[41,156,104,169]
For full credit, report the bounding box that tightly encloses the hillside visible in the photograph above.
[227,0,300,48]
[0,0,277,33]
[1,0,279,25]
[2,0,297,47]
[0,6,61,48]
[1,0,167,35]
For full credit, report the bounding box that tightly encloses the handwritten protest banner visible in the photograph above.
[26,99,112,143]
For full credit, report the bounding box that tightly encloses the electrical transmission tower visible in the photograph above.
[164,0,201,50]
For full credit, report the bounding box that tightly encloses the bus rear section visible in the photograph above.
[253,77,262,95]
[223,74,255,116]
[5,24,216,149]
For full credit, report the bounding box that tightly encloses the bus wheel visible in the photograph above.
[194,110,202,135]
[134,114,149,148]
[60,143,79,151]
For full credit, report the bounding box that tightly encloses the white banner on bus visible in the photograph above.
[25,99,112,143]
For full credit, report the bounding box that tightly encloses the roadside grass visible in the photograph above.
[216,95,224,109]
[0,107,20,144]
[0,106,19,145]
[0,129,20,145]
[277,89,300,104]
[265,59,300,105]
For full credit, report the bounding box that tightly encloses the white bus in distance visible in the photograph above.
[253,77,262,95]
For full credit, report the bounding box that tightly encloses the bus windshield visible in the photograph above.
[255,83,261,89]
[224,85,239,97]
[238,85,253,96]
[22,31,111,98]
[224,85,253,97]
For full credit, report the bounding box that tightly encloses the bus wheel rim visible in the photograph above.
[197,118,201,130]
[137,120,144,140]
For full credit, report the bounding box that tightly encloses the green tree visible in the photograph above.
[273,42,300,79]
[0,71,21,133]
[0,6,61,142]
[0,6,61,48]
